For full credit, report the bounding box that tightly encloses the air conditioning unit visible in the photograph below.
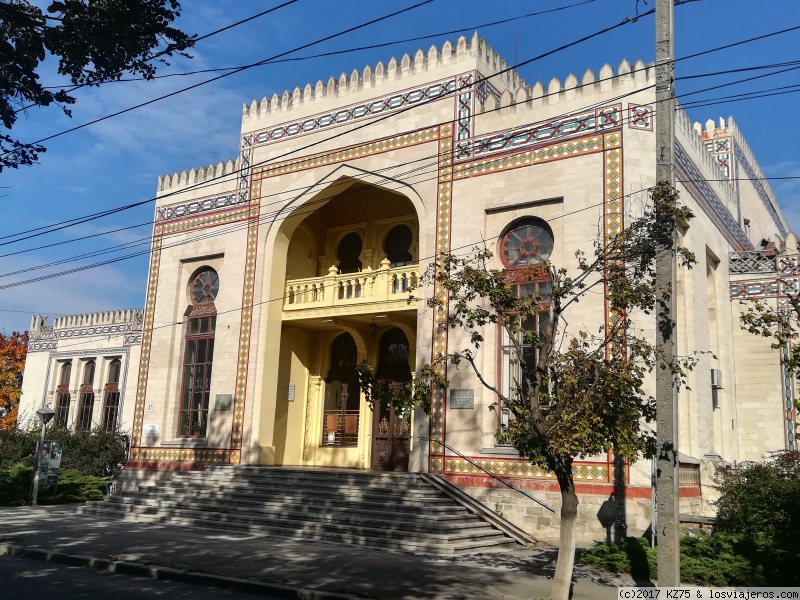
[711,369,723,390]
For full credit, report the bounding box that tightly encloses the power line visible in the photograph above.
[38,1,596,90]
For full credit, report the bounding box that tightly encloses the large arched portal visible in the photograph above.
[263,176,420,469]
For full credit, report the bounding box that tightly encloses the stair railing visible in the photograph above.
[417,436,555,513]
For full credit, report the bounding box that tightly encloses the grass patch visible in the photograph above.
[0,463,106,506]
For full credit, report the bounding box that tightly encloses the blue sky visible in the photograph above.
[1,0,799,333]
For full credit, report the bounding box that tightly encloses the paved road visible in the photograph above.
[0,556,281,600]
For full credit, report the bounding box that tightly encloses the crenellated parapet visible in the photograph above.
[158,158,239,193]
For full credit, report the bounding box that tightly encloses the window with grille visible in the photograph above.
[77,360,96,432]
[498,218,554,429]
[322,333,360,446]
[54,362,72,428]
[178,267,219,437]
[102,359,122,432]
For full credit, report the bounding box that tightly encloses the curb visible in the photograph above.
[0,543,359,600]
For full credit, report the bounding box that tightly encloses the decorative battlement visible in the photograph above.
[30,309,144,335]
[241,30,656,126]
[158,158,239,193]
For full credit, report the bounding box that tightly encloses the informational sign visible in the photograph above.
[142,424,158,435]
[215,394,233,411]
[40,441,63,485]
[286,383,295,402]
[449,388,475,409]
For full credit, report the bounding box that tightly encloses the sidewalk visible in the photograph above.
[0,506,641,599]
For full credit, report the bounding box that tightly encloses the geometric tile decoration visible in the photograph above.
[229,182,261,465]
[454,72,473,160]
[155,191,245,223]
[676,142,753,252]
[133,448,231,463]
[474,71,499,106]
[26,315,144,352]
[453,135,604,180]
[430,122,454,474]
[729,279,780,299]
[596,105,622,130]
[704,136,733,185]
[734,142,787,238]
[256,128,440,180]
[470,110,596,159]
[250,77,456,148]
[603,130,625,360]
[130,232,164,454]
[160,206,251,237]
[443,455,612,482]
[628,103,653,131]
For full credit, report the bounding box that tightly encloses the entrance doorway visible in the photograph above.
[371,328,412,472]
[322,333,360,446]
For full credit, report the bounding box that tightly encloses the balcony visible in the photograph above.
[283,259,418,320]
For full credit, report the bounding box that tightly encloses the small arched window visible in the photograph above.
[499,218,554,268]
[336,232,362,274]
[384,224,413,267]
[77,360,96,432]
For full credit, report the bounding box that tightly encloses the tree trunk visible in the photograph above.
[551,463,579,600]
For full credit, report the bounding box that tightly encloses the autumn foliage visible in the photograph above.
[0,331,27,430]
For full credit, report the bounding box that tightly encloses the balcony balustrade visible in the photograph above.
[284,259,418,315]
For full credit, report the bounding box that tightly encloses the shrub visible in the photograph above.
[0,464,107,506]
[714,451,800,541]
[578,537,657,579]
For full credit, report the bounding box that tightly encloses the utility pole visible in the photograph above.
[655,0,680,586]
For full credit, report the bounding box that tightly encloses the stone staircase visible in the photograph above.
[77,466,521,555]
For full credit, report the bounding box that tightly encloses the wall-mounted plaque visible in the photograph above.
[449,388,474,409]
[286,383,295,402]
[215,394,233,411]
[142,424,158,435]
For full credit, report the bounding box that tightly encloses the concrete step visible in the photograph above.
[122,489,468,517]
[100,495,485,533]
[78,503,516,555]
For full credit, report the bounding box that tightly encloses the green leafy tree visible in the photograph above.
[360,183,695,600]
[0,0,194,171]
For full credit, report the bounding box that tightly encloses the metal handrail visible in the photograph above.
[418,436,555,512]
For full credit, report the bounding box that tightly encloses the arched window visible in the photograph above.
[384,224,413,267]
[376,328,412,383]
[178,267,218,437]
[77,360,96,432]
[102,359,122,432]
[498,218,554,431]
[54,362,72,428]
[322,333,360,446]
[336,232,362,274]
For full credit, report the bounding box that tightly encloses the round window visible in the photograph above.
[189,268,219,305]
[500,219,554,268]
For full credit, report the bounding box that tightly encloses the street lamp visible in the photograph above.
[32,405,56,507]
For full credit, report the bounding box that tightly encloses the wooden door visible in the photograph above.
[372,401,410,472]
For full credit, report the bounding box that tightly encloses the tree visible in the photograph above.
[0,0,193,171]
[359,183,695,600]
[0,331,27,430]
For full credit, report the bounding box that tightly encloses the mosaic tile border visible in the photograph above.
[155,191,245,223]
[249,77,456,148]
[160,206,251,237]
[454,72,473,160]
[443,456,612,482]
[255,128,440,180]
[676,142,752,252]
[603,131,625,359]
[429,123,453,474]
[733,142,786,238]
[130,233,163,453]
[469,110,596,160]
[134,447,231,463]
[453,134,604,180]
[229,180,262,463]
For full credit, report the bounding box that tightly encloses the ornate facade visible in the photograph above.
[21,33,797,541]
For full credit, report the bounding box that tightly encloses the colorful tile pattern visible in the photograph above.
[603,131,625,360]
[443,456,611,482]
[160,207,251,236]
[156,192,244,223]
[134,447,231,463]
[250,78,456,147]
[627,104,653,131]
[470,111,596,159]
[453,135,604,180]
[676,142,752,252]
[256,128,440,179]
[734,142,787,238]
[474,72,499,105]
[454,72,473,160]
[130,232,163,453]
[430,123,453,474]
